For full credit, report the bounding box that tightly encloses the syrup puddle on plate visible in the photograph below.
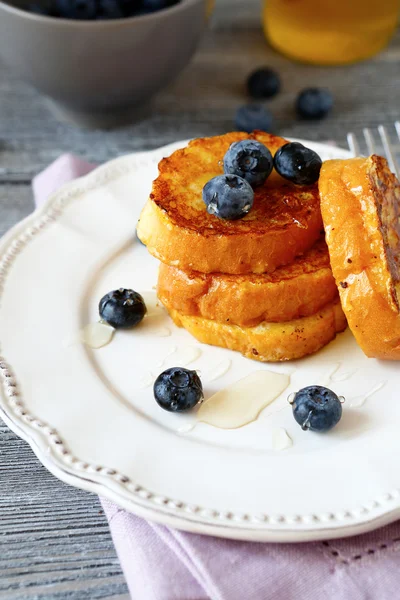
[156,345,202,369]
[272,428,292,451]
[320,362,356,386]
[350,381,386,408]
[197,371,290,429]
[137,372,155,390]
[204,358,232,382]
[80,322,115,349]
[331,370,355,382]
[145,326,171,337]
[164,346,202,367]
[319,363,340,386]
[177,423,196,434]
[156,346,178,368]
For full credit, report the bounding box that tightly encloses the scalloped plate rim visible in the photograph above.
[3,138,397,543]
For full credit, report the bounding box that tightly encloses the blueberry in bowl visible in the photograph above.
[154,367,203,412]
[31,0,181,20]
[95,0,124,19]
[99,288,146,328]
[203,174,254,220]
[141,0,180,11]
[274,142,322,185]
[290,385,343,432]
[0,0,208,128]
[54,0,97,18]
[223,139,273,187]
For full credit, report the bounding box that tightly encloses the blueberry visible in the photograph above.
[247,67,281,100]
[154,367,203,412]
[117,0,139,16]
[99,288,146,328]
[141,0,179,10]
[223,140,273,187]
[96,0,124,18]
[235,104,273,134]
[296,88,333,120]
[28,3,51,15]
[55,0,96,18]
[291,385,343,432]
[203,174,254,220]
[273,142,322,185]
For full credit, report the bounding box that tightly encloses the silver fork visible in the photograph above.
[347,122,400,178]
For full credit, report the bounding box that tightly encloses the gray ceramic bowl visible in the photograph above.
[0,0,207,127]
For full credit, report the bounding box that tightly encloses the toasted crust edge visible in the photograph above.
[168,299,347,362]
[157,252,338,326]
[137,131,323,275]
[319,156,400,360]
[138,198,323,275]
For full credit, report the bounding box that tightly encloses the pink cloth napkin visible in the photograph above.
[33,154,400,600]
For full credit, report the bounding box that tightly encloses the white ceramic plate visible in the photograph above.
[1,139,400,543]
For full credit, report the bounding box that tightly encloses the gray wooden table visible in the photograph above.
[0,1,399,598]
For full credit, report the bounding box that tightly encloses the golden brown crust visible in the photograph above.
[168,299,347,362]
[157,238,338,326]
[137,131,323,274]
[319,156,400,360]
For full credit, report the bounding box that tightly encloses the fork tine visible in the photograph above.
[363,128,376,155]
[378,125,399,177]
[347,132,361,157]
[395,121,400,143]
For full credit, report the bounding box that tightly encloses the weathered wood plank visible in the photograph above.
[0,422,127,599]
[0,185,33,236]
[0,7,399,180]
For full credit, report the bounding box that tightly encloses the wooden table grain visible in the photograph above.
[0,1,399,598]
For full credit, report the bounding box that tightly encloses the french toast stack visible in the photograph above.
[137,131,347,362]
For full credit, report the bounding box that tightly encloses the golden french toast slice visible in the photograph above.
[157,238,338,327]
[137,131,323,275]
[319,155,400,360]
[168,299,347,362]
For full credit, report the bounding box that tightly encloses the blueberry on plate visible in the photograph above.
[99,288,146,328]
[273,142,322,185]
[235,104,273,134]
[203,174,254,220]
[55,0,97,18]
[154,367,203,412]
[290,385,343,432]
[296,88,333,120]
[223,139,273,187]
[247,67,281,100]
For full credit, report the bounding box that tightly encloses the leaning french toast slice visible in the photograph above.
[319,155,400,360]
[137,131,323,275]
[157,238,338,327]
[168,299,347,362]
